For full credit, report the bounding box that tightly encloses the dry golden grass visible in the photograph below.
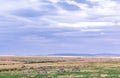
[1,56,120,78]
[0,56,120,71]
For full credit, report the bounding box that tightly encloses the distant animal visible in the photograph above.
[57,67,65,73]
[39,67,47,74]
[72,67,80,72]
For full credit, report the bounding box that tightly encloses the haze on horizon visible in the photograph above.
[0,0,120,55]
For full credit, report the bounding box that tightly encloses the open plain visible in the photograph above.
[0,56,120,78]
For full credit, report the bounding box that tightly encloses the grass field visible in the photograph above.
[0,56,120,78]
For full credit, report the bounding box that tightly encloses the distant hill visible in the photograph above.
[49,53,120,56]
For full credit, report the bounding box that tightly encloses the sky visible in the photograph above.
[0,0,120,55]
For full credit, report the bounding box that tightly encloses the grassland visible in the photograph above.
[0,56,120,78]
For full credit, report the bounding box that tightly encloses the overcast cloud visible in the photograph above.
[0,0,120,55]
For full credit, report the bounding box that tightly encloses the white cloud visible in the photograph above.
[0,0,120,36]
[117,22,120,26]
[36,0,120,29]
[57,22,115,28]
[0,0,120,29]
[81,29,103,32]
[0,0,44,12]
[1,0,120,55]
[49,0,60,3]
[29,0,38,3]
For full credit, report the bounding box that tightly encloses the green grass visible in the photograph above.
[1,66,120,78]
[1,70,120,78]
[1,63,120,78]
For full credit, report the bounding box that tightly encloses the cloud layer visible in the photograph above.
[0,0,120,55]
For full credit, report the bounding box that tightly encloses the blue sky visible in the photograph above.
[0,0,120,55]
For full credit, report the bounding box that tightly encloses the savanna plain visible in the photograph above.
[0,56,120,78]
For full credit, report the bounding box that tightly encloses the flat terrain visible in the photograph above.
[0,56,120,78]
